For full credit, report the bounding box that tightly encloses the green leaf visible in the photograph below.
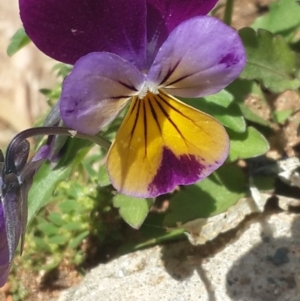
[239,28,300,93]
[48,212,65,227]
[6,28,30,57]
[163,164,247,226]
[32,237,51,252]
[182,90,246,133]
[98,165,111,186]
[37,222,59,236]
[68,231,89,249]
[238,103,271,127]
[226,79,271,127]
[203,89,234,107]
[229,127,269,161]
[28,163,72,224]
[62,222,84,231]
[48,235,69,245]
[58,200,80,213]
[273,109,293,124]
[113,195,154,229]
[252,0,300,35]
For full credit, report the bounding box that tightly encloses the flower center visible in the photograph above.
[138,82,159,99]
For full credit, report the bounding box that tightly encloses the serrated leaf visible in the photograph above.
[229,127,269,161]
[182,90,246,133]
[113,195,153,229]
[163,164,247,226]
[7,28,31,57]
[28,163,72,224]
[239,28,300,93]
[252,0,300,35]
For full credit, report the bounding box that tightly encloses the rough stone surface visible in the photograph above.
[56,212,300,301]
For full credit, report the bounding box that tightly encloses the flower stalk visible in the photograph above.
[223,0,235,26]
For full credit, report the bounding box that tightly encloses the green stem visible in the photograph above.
[223,0,235,26]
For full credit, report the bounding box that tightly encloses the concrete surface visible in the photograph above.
[56,212,300,301]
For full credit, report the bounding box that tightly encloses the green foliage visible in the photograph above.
[8,0,300,291]
[6,28,30,57]
[28,163,72,224]
[228,127,270,161]
[239,28,300,93]
[113,195,153,228]
[163,164,247,225]
[252,0,300,35]
[273,110,293,124]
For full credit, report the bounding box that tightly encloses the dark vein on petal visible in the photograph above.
[130,99,141,139]
[129,97,139,116]
[158,92,186,118]
[159,60,182,86]
[159,92,210,154]
[153,95,183,138]
[143,100,147,156]
[163,73,192,87]
[148,97,162,135]
[110,95,134,99]
[117,80,138,91]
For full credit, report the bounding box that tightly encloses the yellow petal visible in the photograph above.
[106,91,229,197]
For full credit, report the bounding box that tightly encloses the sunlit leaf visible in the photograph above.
[273,110,293,124]
[252,0,300,35]
[229,126,269,161]
[239,28,300,93]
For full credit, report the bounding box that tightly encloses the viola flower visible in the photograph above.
[0,135,50,286]
[20,0,246,197]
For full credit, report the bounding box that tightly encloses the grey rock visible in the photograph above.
[57,213,300,301]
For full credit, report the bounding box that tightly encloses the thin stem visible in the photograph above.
[223,0,235,26]
[5,126,111,168]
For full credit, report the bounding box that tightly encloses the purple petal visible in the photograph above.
[0,204,9,287]
[20,0,147,68]
[31,145,52,162]
[147,16,246,98]
[60,52,146,135]
[146,0,218,65]
[148,147,207,196]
